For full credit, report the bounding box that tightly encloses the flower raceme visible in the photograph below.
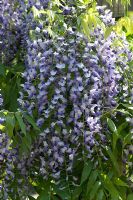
[18,6,132,182]
[0,0,23,64]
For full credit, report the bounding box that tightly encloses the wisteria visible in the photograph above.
[0,0,133,199]
[0,0,22,64]
[0,94,18,199]
[0,132,18,199]
[18,5,132,183]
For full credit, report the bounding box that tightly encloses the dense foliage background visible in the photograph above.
[0,0,133,200]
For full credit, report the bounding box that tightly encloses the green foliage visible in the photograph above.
[15,112,26,135]
[0,62,23,112]
[80,162,93,184]
[115,16,133,36]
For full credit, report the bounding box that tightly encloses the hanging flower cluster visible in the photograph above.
[18,5,132,182]
[0,0,23,64]
[0,93,17,199]
[0,0,50,64]
[0,131,18,199]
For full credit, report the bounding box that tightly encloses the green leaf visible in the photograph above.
[0,124,5,131]
[100,174,119,200]
[118,187,127,200]
[6,114,15,137]
[54,187,71,200]
[107,118,118,151]
[24,114,40,131]
[96,189,104,200]
[21,134,32,150]
[128,60,133,67]
[53,180,71,200]
[15,112,26,135]
[87,170,98,195]
[121,103,133,110]
[0,63,6,76]
[72,186,82,200]
[37,191,50,200]
[117,122,128,135]
[80,161,92,185]
[127,194,133,200]
[107,118,117,133]
[106,147,120,175]
[113,178,128,187]
[89,181,101,200]
[124,133,132,145]
[112,132,119,152]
